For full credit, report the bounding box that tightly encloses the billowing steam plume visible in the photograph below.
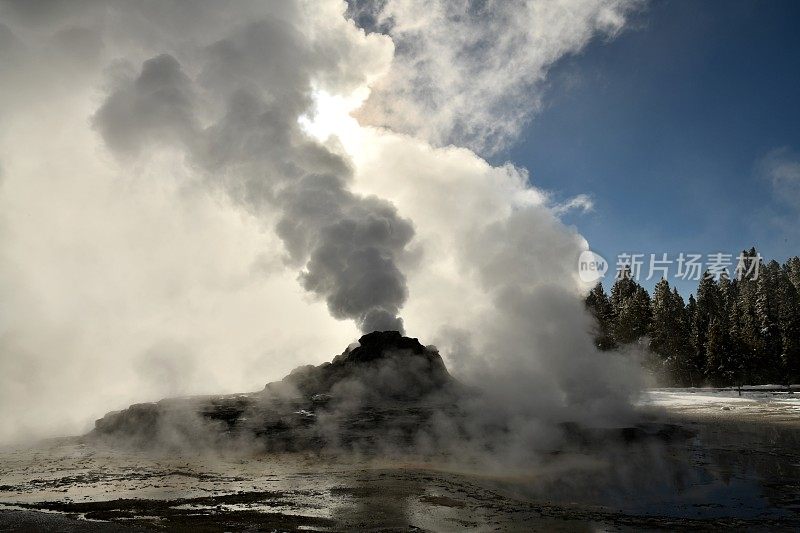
[348,0,635,154]
[0,0,641,444]
[92,21,412,333]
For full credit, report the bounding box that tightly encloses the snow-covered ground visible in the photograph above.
[4,389,800,529]
[640,387,800,423]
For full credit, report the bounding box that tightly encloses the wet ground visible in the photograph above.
[2,390,800,531]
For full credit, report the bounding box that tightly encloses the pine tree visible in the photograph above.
[755,261,782,383]
[632,286,653,339]
[615,284,651,345]
[649,281,693,385]
[785,256,800,292]
[713,273,738,386]
[585,282,617,351]
[610,266,639,345]
[694,273,722,384]
[610,266,637,314]
[777,268,800,388]
[649,278,673,357]
[686,293,702,386]
[726,288,749,392]
[705,317,732,386]
[669,288,693,386]
[736,249,761,384]
[735,247,759,283]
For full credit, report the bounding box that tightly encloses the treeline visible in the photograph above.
[585,249,800,387]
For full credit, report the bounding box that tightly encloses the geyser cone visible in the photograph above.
[91,331,458,451]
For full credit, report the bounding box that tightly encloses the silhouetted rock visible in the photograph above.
[90,331,460,451]
[89,331,691,453]
[268,330,452,400]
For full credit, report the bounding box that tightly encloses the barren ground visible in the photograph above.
[2,389,800,531]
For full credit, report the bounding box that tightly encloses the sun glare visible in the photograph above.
[299,88,367,155]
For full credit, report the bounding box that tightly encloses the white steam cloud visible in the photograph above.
[0,0,640,444]
[348,0,637,154]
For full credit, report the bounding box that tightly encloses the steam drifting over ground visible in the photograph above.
[0,0,641,445]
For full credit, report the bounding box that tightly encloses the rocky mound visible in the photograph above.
[89,331,690,453]
[90,331,461,451]
[267,330,452,400]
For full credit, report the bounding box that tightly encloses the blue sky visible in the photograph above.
[499,0,800,294]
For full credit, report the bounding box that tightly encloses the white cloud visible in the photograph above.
[552,193,595,215]
[351,0,639,155]
[760,147,800,209]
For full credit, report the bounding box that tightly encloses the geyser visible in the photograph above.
[91,331,460,451]
[0,0,642,446]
